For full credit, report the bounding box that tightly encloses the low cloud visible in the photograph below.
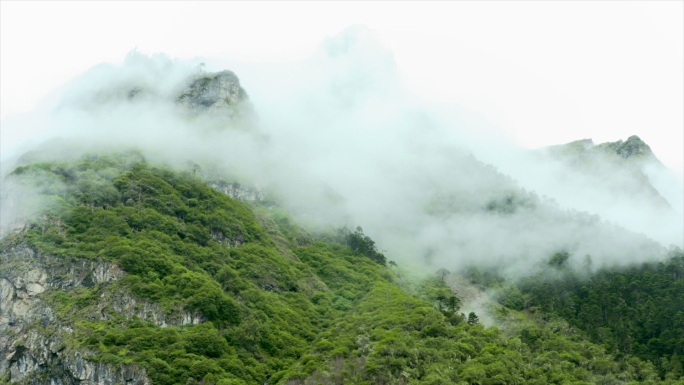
[1,26,680,277]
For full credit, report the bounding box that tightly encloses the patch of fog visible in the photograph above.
[1,26,680,278]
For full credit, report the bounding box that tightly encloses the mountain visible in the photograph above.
[547,135,656,161]
[520,135,683,248]
[2,153,681,384]
[1,32,683,383]
[540,135,667,208]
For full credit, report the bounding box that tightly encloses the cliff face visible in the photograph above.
[595,135,654,160]
[58,54,253,129]
[0,240,203,384]
[0,241,142,384]
[207,181,265,203]
[177,70,250,117]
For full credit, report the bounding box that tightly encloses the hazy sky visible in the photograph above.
[1,1,682,173]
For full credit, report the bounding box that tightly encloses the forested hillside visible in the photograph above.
[1,152,683,384]
[516,251,684,379]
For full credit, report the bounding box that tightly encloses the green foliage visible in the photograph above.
[417,272,462,320]
[485,192,535,214]
[517,248,684,378]
[7,152,683,384]
[548,250,570,269]
[345,226,387,265]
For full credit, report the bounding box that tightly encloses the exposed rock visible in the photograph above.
[61,55,254,127]
[177,70,249,115]
[208,180,265,203]
[97,290,205,327]
[545,135,656,163]
[64,352,149,385]
[5,336,150,385]
[596,135,654,160]
[0,242,203,384]
[122,69,254,124]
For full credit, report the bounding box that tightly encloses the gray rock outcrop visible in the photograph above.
[177,70,250,116]
[0,240,205,384]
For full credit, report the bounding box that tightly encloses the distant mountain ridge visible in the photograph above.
[596,135,655,160]
[546,135,658,163]
[539,134,674,209]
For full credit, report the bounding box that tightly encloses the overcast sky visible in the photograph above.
[1,1,682,174]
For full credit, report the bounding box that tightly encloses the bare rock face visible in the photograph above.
[545,135,657,165]
[123,69,253,123]
[177,70,249,116]
[0,243,143,384]
[208,180,265,203]
[6,338,150,385]
[61,54,254,127]
[594,135,655,160]
[0,241,204,384]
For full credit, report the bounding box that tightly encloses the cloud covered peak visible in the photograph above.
[312,25,401,106]
[55,52,252,124]
[597,135,655,160]
[2,37,679,279]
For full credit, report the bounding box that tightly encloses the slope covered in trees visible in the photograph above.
[1,152,683,384]
[515,251,684,379]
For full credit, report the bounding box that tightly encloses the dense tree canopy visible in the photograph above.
[2,152,682,384]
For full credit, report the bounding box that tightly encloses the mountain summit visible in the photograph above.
[177,70,248,113]
[57,53,252,125]
[546,135,657,164]
[595,135,654,160]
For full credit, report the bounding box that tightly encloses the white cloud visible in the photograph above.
[2,1,681,174]
[1,2,681,273]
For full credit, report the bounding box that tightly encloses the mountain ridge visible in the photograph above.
[1,44,682,384]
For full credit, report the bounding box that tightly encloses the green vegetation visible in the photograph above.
[344,226,387,265]
[3,152,683,384]
[516,250,684,380]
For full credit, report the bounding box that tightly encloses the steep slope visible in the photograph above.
[0,152,385,384]
[0,243,150,385]
[5,44,672,275]
[1,41,682,384]
[516,249,684,379]
[1,152,675,385]
[540,135,670,210]
[522,135,683,248]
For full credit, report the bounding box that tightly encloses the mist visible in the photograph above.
[1,26,680,278]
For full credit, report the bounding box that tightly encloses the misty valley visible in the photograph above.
[1,28,683,385]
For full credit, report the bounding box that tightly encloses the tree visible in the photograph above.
[446,296,461,313]
[468,312,480,325]
[548,250,570,269]
[346,226,386,265]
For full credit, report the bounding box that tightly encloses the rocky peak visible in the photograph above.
[589,135,655,161]
[61,54,253,124]
[176,70,250,116]
[551,135,656,163]
[606,135,654,159]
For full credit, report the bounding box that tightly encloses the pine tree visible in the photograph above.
[467,312,480,325]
